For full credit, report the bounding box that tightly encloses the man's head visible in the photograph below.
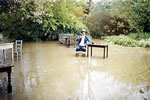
[81,29,86,35]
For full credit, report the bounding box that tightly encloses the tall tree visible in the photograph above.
[128,0,150,32]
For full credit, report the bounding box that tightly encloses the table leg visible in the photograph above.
[104,47,105,58]
[107,45,108,57]
[12,48,14,65]
[87,46,89,57]
[68,39,70,47]
[3,49,6,62]
[66,38,68,46]
[7,67,12,94]
[65,38,67,44]
[91,47,92,56]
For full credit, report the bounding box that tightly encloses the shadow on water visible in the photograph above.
[0,40,150,100]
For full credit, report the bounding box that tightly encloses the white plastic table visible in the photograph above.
[0,43,14,63]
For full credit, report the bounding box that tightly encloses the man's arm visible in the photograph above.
[86,36,92,43]
[76,35,81,41]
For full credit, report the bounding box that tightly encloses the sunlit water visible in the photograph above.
[0,40,150,100]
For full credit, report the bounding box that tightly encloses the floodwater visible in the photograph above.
[0,39,150,100]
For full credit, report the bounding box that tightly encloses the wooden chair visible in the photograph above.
[67,36,78,47]
[15,40,23,57]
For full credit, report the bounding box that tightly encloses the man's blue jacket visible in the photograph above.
[76,35,91,46]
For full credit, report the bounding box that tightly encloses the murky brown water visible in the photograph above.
[0,40,150,100]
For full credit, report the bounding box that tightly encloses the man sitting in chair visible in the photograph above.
[76,29,92,57]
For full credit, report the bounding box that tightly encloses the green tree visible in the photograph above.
[85,0,130,38]
[0,0,87,41]
[128,0,150,32]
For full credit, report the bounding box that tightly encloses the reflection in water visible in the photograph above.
[0,40,150,100]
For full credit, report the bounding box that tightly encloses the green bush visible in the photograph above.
[139,39,150,48]
[104,35,150,48]
[128,33,150,41]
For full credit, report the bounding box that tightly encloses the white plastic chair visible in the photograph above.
[75,45,87,57]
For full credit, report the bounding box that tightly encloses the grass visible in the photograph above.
[103,33,150,48]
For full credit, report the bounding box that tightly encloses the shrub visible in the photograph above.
[128,33,150,41]
[139,39,150,48]
[104,35,150,48]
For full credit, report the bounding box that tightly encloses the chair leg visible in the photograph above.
[15,51,18,58]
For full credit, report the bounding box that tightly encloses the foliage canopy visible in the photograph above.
[85,0,150,38]
[0,0,88,41]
